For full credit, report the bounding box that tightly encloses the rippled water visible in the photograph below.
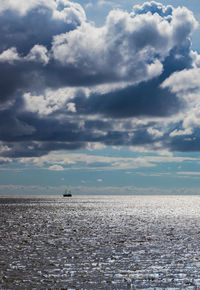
[1,195,200,288]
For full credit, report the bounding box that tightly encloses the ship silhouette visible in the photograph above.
[63,189,72,197]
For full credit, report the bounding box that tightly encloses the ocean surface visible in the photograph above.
[1,195,200,289]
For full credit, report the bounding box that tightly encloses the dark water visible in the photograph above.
[1,195,200,289]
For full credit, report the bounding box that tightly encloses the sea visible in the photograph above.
[1,195,200,289]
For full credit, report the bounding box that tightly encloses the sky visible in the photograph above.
[1,0,200,195]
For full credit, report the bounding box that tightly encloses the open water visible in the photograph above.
[1,195,200,289]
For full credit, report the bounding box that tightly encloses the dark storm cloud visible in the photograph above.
[74,44,193,118]
[0,1,199,157]
[167,131,200,152]
[0,61,43,102]
[75,79,182,118]
[0,96,111,158]
[1,141,87,158]
[0,105,101,143]
[0,0,86,102]
[0,8,76,55]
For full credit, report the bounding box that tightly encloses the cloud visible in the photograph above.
[0,0,86,103]
[0,0,85,55]
[51,3,197,85]
[48,164,64,171]
[1,0,196,102]
[73,77,182,118]
[97,0,114,7]
[0,0,55,15]
[26,45,50,65]
[161,67,200,93]
[133,1,173,17]
[13,151,197,172]
[0,0,200,159]
[177,171,200,176]
[0,47,21,64]
[85,3,93,9]
[161,64,200,151]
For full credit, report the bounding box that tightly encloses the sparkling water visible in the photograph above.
[1,195,200,288]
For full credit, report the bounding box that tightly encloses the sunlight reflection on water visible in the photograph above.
[1,195,200,288]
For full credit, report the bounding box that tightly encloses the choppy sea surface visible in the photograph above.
[1,195,200,289]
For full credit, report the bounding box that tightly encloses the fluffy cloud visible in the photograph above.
[162,67,200,93]
[52,11,166,84]
[0,0,200,158]
[51,3,197,86]
[0,0,86,103]
[1,0,196,100]
[161,66,200,150]
[0,0,85,54]
[0,47,21,64]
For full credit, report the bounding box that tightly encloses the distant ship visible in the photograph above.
[63,189,72,197]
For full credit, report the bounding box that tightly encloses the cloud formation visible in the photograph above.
[0,0,200,160]
[17,151,197,171]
